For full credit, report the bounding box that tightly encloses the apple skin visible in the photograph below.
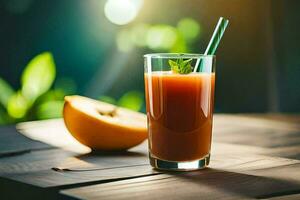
[63,96,148,151]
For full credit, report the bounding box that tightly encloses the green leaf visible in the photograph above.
[21,52,56,101]
[181,58,192,67]
[168,60,179,73]
[117,91,144,111]
[168,60,178,68]
[0,106,11,125]
[36,100,64,120]
[168,58,193,74]
[0,78,15,108]
[99,95,117,105]
[7,91,29,119]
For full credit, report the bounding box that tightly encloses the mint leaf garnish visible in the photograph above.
[168,58,192,74]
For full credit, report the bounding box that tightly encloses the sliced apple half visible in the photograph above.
[63,95,148,150]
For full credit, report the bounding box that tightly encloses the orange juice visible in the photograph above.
[144,72,215,162]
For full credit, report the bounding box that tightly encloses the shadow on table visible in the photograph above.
[51,149,148,172]
[0,176,65,200]
[74,149,147,162]
[161,168,300,199]
[87,150,146,157]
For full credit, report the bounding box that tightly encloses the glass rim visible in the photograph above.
[144,53,215,59]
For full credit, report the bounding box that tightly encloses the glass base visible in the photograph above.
[149,154,210,171]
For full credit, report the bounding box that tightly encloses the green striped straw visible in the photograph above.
[194,17,229,72]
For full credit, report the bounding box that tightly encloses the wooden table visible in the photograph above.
[0,114,300,200]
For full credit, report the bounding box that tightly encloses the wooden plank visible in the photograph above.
[266,193,300,200]
[0,149,79,174]
[16,115,300,160]
[0,114,299,195]
[212,115,300,160]
[0,141,298,189]
[0,145,300,188]
[241,113,300,124]
[17,119,90,154]
[9,165,159,189]
[0,141,155,188]
[215,114,300,131]
[0,126,52,157]
[61,160,300,200]
[1,113,299,189]
[213,115,300,147]
[0,177,66,200]
[214,126,300,148]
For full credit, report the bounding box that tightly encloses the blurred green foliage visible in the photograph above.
[0,52,74,125]
[0,78,14,108]
[99,95,118,105]
[21,52,56,101]
[99,91,144,112]
[116,17,201,53]
[117,91,144,111]
[36,100,65,120]
[0,52,145,125]
[177,18,201,42]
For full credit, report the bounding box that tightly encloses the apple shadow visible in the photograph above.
[79,149,147,157]
[52,150,148,172]
[57,150,149,170]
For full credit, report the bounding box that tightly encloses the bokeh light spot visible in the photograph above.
[130,24,150,47]
[146,25,178,50]
[177,18,201,41]
[104,0,142,25]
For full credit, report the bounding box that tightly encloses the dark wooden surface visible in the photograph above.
[62,162,300,200]
[0,114,299,199]
[0,126,52,157]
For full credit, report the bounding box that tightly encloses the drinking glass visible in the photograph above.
[144,53,216,171]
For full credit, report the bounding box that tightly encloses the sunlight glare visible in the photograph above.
[104,0,143,25]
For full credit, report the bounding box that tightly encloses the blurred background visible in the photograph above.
[0,0,299,124]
